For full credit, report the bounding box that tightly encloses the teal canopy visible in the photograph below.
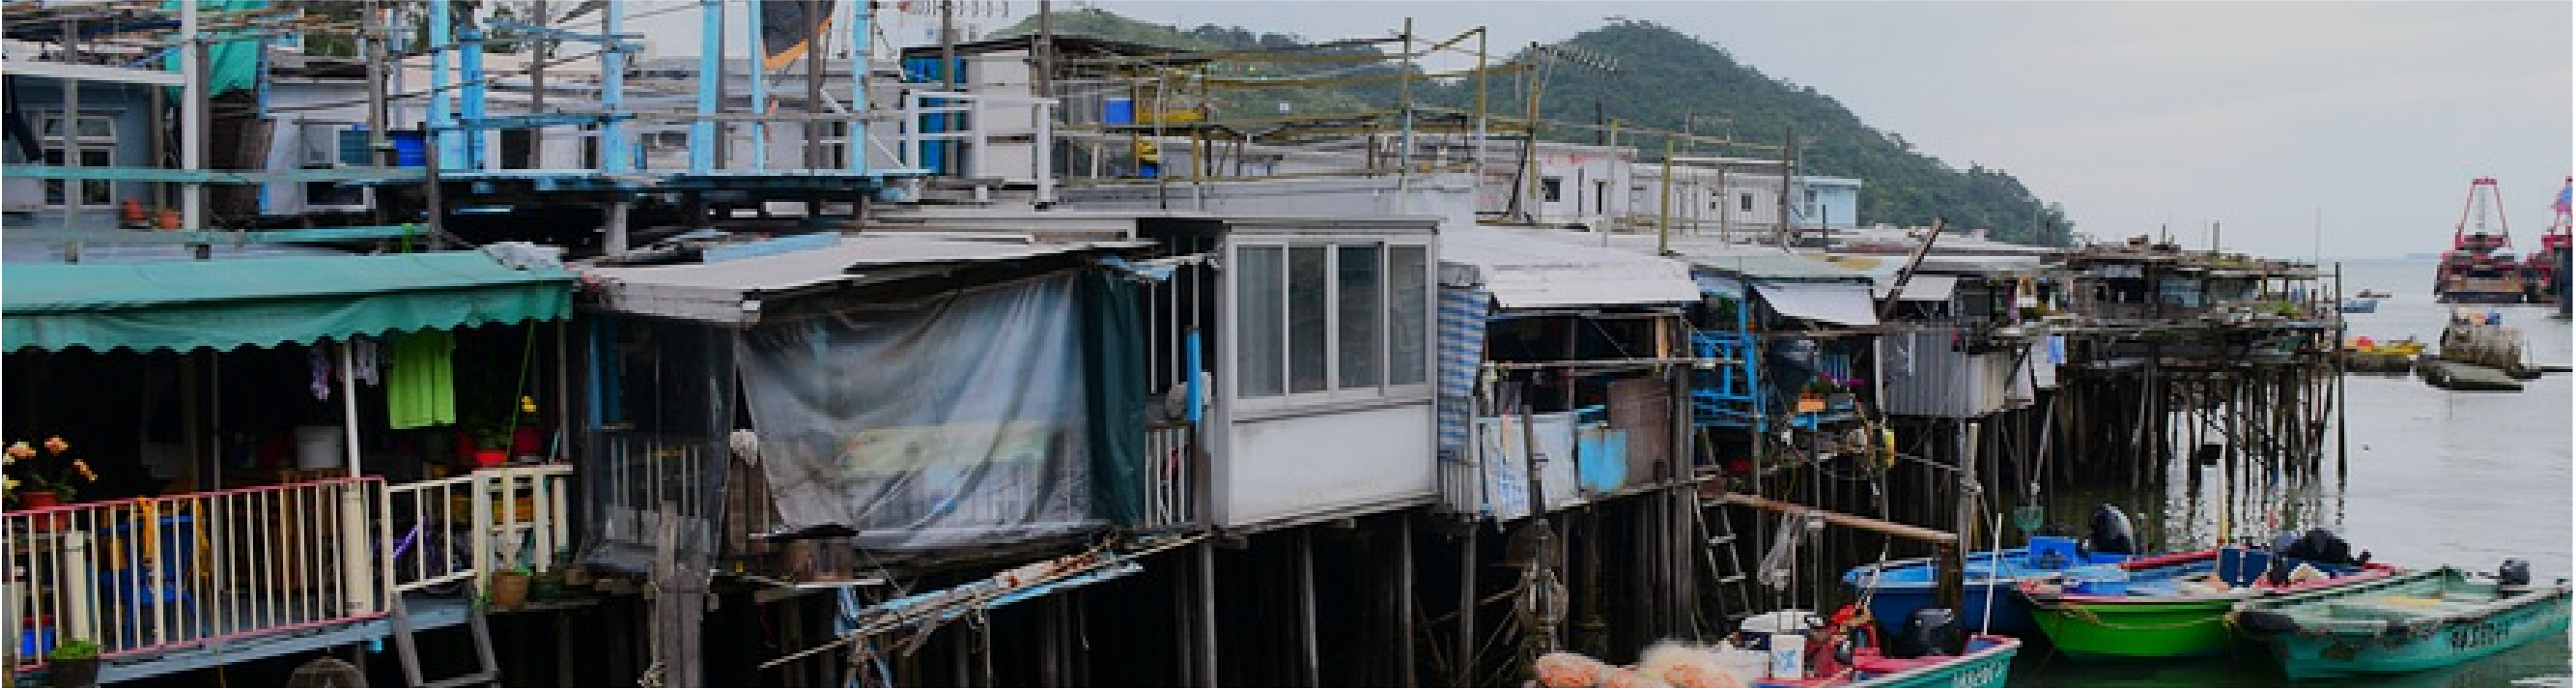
[5,251,574,353]
[163,0,267,98]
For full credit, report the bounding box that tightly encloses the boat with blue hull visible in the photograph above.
[1842,540,2133,637]
[2230,563,2572,679]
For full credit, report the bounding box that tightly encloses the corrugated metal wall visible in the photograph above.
[1878,326,2028,418]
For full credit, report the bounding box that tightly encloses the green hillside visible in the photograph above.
[993,14,2073,244]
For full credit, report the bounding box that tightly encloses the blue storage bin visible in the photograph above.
[2026,535,2081,569]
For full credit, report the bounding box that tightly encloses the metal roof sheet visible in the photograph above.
[580,234,1137,325]
[1477,228,1868,282]
[1872,273,1959,302]
[1437,227,1700,308]
[1753,282,1881,327]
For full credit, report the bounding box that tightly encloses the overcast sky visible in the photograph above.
[646,1,2572,260]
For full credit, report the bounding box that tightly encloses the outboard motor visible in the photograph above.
[2499,559,2534,588]
[1898,609,1966,658]
[2278,528,2361,565]
[2087,503,2137,556]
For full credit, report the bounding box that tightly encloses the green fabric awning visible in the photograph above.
[5,251,575,353]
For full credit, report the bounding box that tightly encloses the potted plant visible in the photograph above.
[7,437,98,523]
[487,564,533,609]
[464,417,513,468]
[45,638,100,687]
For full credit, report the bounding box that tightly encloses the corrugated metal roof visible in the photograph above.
[1437,227,1700,308]
[1481,228,1868,282]
[1674,245,1869,282]
[580,234,1136,325]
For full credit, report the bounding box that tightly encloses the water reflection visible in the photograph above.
[2003,260,2571,686]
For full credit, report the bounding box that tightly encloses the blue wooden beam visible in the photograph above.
[484,19,644,48]
[439,113,637,131]
[2,165,426,184]
[6,225,422,244]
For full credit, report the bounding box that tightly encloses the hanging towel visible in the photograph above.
[387,331,458,430]
[309,345,333,401]
[351,335,382,387]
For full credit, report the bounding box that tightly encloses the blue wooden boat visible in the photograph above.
[1841,538,2133,637]
[2230,564,2572,679]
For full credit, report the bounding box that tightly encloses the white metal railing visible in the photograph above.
[3,466,576,673]
[1142,422,1198,531]
[3,477,380,670]
[899,91,1060,203]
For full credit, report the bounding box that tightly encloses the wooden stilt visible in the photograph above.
[1299,530,1320,687]
[1398,513,1418,688]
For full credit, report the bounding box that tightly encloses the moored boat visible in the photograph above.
[2230,562,2572,679]
[1533,602,2024,688]
[1844,541,2136,637]
[2018,540,2395,659]
[1843,504,2144,638]
[2338,297,2381,313]
[2437,178,2532,303]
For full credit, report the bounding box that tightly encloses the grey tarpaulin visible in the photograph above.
[738,274,1097,552]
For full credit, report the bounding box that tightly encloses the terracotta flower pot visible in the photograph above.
[19,492,65,531]
[20,491,61,509]
[487,571,531,609]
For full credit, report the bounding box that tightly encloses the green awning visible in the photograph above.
[5,251,575,353]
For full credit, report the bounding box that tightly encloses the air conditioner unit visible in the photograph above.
[266,120,373,216]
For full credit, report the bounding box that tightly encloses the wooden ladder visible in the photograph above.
[389,596,500,688]
[1702,502,1760,626]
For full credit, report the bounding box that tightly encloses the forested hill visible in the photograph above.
[994,13,2073,244]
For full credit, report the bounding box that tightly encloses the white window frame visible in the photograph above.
[36,111,118,210]
[1228,236,1434,414]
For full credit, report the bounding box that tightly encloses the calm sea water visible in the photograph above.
[2014,258,2575,687]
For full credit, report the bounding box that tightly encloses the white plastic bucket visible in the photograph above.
[1768,633,1804,678]
[293,425,346,470]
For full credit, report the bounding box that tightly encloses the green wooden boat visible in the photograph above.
[2017,547,2394,659]
[2229,565,2572,679]
[1846,634,2021,687]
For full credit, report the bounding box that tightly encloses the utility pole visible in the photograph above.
[1518,42,1542,224]
[1658,135,1674,255]
[1034,0,1054,99]
[1776,123,1796,248]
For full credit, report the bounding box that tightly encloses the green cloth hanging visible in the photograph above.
[387,331,456,429]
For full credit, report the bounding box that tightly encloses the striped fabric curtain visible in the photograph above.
[1435,286,1491,462]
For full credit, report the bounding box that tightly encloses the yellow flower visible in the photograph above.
[42,436,67,455]
[72,460,97,482]
[521,395,538,414]
[3,476,15,492]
